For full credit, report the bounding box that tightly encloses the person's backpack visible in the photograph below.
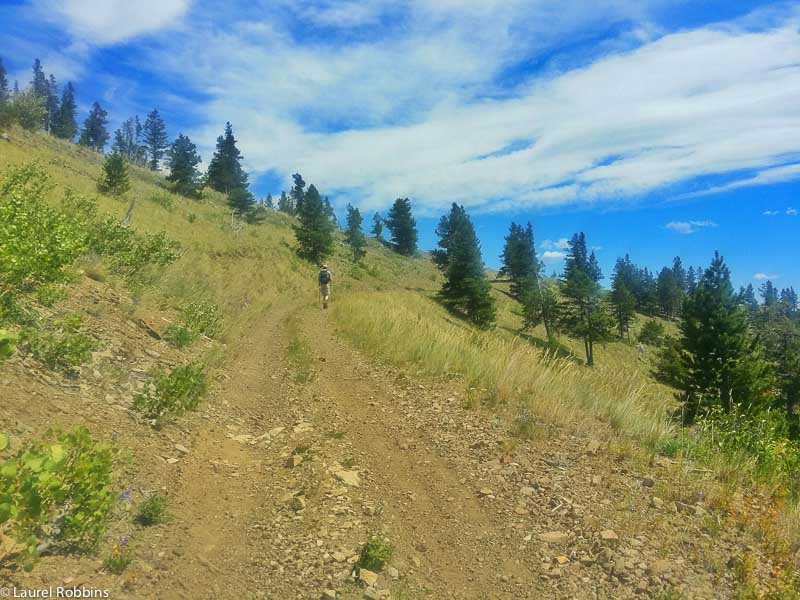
[318,270,331,285]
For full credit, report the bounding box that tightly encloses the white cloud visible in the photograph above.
[542,250,567,262]
[540,238,570,251]
[788,207,798,215]
[37,0,190,45]
[665,220,718,234]
[763,210,780,215]
[753,273,780,280]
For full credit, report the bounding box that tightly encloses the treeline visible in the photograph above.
[0,56,259,218]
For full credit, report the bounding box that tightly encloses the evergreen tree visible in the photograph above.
[0,57,8,107]
[559,233,613,366]
[294,184,335,264]
[112,117,146,164]
[737,284,760,315]
[278,191,291,213]
[290,173,305,216]
[228,186,256,215]
[264,194,274,209]
[97,152,130,196]
[657,266,682,318]
[779,287,798,318]
[760,280,779,307]
[344,204,367,262]
[53,82,77,140]
[166,134,202,197]
[672,256,687,293]
[522,278,559,343]
[686,266,698,294]
[30,59,48,99]
[206,122,249,194]
[143,109,169,170]
[324,196,337,226]
[499,222,540,300]
[610,261,636,339]
[371,212,383,240]
[78,101,109,152]
[385,197,417,256]
[45,74,58,133]
[434,203,496,328]
[670,253,774,419]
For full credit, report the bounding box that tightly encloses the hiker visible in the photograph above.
[318,264,332,309]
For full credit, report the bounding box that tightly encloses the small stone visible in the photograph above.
[641,476,655,487]
[599,530,619,544]
[520,486,536,496]
[363,590,381,600]
[585,439,601,455]
[287,454,304,468]
[358,568,378,587]
[538,531,569,544]
[269,427,285,436]
[514,506,529,515]
[554,555,569,565]
[175,444,190,454]
[290,496,306,511]
[411,557,421,568]
[580,555,595,566]
[478,488,494,497]
[321,591,337,600]
[335,470,361,487]
[332,552,347,563]
[387,566,399,580]
[591,475,602,485]
[674,501,695,515]
[166,457,179,465]
[650,496,664,509]
[647,559,672,578]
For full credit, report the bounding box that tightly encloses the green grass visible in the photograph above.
[135,494,168,526]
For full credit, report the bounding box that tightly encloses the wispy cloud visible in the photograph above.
[788,207,798,216]
[540,238,570,251]
[763,210,780,216]
[753,272,780,280]
[542,250,567,262]
[665,220,718,234]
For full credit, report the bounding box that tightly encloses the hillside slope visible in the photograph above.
[1,129,797,599]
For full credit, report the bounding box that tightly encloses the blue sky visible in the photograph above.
[1,0,798,290]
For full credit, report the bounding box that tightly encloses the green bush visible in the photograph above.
[357,535,393,571]
[638,319,665,346]
[135,494,168,526]
[163,323,197,348]
[34,284,68,307]
[97,152,130,197]
[0,329,17,359]
[149,192,174,210]
[22,316,96,371]
[182,301,222,338]
[133,363,207,420]
[0,427,116,558]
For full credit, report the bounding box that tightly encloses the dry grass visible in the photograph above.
[333,290,675,444]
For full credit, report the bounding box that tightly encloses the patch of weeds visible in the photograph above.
[341,457,356,469]
[181,301,222,338]
[21,315,97,371]
[133,363,207,421]
[326,431,345,440]
[0,427,117,560]
[0,329,18,360]
[34,284,67,307]
[163,323,197,349]
[149,193,174,211]
[357,535,393,571]
[285,316,314,384]
[103,537,133,574]
[511,406,537,440]
[653,436,686,458]
[187,213,197,224]
[702,513,723,537]
[135,494,168,526]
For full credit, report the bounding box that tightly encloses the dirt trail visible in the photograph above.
[126,290,774,600]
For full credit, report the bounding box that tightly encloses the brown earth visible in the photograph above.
[1,278,793,599]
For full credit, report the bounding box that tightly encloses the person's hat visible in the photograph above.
[322,264,328,269]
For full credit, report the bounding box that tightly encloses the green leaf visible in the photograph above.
[0,433,9,451]
[49,445,65,463]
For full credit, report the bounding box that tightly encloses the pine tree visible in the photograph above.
[30,59,48,99]
[45,74,58,133]
[143,109,169,170]
[206,122,249,194]
[324,196,337,226]
[760,280,779,307]
[657,266,682,318]
[385,198,417,256]
[371,213,383,240]
[779,287,798,318]
[166,134,202,197]
[52,82,77,140]
[345,204,367,262]
[559,232,613,366]
[610,262,636,339]
[435,203,496,328]
[278,191,291,213]
[0,57,9,107]
[499,222,540,300]
[737,284,759,314]
[672,256,687,293]
[112,117,146,163]
[97,152,130,196]
[290,173,305,216]
[675,253,775,418]
[294,184,335,264]
[264,194,274,209]
[522,278,559,343]
[228,187,256,214]
[78,102,109,152]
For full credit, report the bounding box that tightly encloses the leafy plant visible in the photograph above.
[135,494,168,526]
[0,427,116,558]
[639,319,666,346]
[163,323,197,348]
[103,537,132,574]
[357,535,393,571]
[0,329,17,360]
[133,363,207,421]
[21,316,96,371]
[33,284,67,307]
[181,301,222,338]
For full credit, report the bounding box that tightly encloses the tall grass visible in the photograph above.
[333,290,675,444]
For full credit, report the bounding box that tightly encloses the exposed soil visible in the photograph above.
[1,279,795,599]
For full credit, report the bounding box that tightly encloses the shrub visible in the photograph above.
[21,316,96,371]
[149,193,174,210]
[5,91,46,130]
[182,301,222,338]
[34,284,67,307]
[163,323,197,348]
[638,319,665,346]
[0,427,116,558]
[133,363,207,421]
[0,329,17,359]
[103,538,132,574]
[135,494,167,526]
[357,535,393,571]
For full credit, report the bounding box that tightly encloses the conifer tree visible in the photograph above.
[686,267,697,294]
[522,278,560,343]
[435,203,496,328]
[228,187,256,215]
[143,109,169,170]
[385,197,417,256]
[499,222,540,300]
[278,191,291,213]
[371,212,383,240]
[294,184,335,264]
[30,59,48,99]
[78,101,109,152]
[672,256,687,293]
[46,74,58,133]
[53,82,77,140]
[166,134,202,197]
[345,204,367,262]
[206,122,249,194]
[0,57,8,107]
[657,266,682,318]
[671,253,775,418]
[290,173,305,215]
[760,280,779,307]
[737,284,759,315]
[97,152,130,196]
[610,261,636,339]
[112,117,146,164]
[264,194,274,209]
[559,232,613,366]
